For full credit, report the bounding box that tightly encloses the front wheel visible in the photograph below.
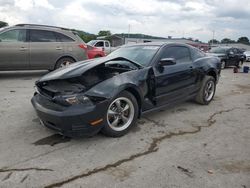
[102,91,138,137]
[195,76,216,105]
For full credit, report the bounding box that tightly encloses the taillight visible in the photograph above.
[87,45,94,50]
[78,44,87,50]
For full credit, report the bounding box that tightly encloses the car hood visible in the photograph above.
[38,56,143,82]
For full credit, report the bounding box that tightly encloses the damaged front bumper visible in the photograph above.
[31,93,109,137]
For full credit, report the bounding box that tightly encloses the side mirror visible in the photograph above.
[159,58,176,66]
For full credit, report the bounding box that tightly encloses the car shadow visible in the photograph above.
[0,70,49,80]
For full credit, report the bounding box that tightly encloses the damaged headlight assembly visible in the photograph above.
[53,94,92,106]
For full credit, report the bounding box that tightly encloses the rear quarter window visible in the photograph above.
[191,47,206,60]
[56,32,75,42]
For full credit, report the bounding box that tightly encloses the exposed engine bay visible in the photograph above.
[36,61,137,98]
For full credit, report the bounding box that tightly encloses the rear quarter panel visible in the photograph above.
[62,41,87,62]
[194,56,221,83]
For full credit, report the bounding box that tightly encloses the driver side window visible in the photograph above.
[95,41,104,47]
[0,29,26,42]
[161,46,192,64]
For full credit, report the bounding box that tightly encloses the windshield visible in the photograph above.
[87,40,97,46]
[108,45,160,66]
[209,48,227,54]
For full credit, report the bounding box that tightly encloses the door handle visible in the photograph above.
[56,47,63,50]
[20,47,28,51]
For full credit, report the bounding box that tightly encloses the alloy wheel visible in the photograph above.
[60,61,72,68]
[204,80,215,101]
[107,97,135,131]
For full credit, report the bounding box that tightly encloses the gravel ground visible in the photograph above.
[0,64,249,188]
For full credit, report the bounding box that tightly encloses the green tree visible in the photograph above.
[208,39,219,44]
[98,30,111,36]
[237,37,249,44]
[0,21,8,28]
[80,34,96,43]
[221,38,235,43]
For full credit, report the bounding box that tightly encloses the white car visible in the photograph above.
[244,51,250,61]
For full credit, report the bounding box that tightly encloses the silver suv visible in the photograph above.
[0,24,88,71]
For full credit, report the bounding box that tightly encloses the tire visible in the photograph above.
[195,75,216,105]
[101,91,139,137]
[221,60,226,69]
[55,57,75,69]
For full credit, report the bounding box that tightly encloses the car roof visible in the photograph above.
[2,24,76,34]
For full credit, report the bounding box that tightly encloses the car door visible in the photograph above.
[104,41,110,54]
[29,29,64,69]
[154,46,196,106]
[94,41,105,52]
[0,29,29,70]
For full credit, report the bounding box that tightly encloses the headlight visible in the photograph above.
[53,94,92,106]
[65,95,90,105]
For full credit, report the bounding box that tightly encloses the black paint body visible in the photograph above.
[31,43,221,137]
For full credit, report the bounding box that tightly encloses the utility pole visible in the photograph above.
[212,30,215,46]
[128,24,131,38]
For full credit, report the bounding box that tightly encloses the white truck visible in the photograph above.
[87,40,118,55]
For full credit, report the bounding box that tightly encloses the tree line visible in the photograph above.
[208,37,250,45]
[1,21,249,45]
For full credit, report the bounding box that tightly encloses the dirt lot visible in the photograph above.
[0,65,249,188]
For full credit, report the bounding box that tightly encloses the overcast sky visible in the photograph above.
[0,0,249,42]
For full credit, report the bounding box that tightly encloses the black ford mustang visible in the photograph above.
[32,43,221,137]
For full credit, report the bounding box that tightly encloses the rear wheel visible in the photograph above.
[102,91,138,137]
[195,75,216,105]
[55,57,75,69]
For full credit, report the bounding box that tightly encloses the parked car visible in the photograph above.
[244,51,250,61]
[86,44,105,59]
[87,40,117,55]
[32,43,221,137]
[0,24,88,71]
[207,47,244,69]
